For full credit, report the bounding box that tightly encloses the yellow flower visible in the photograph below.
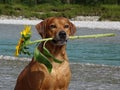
[15,38,24,56]
[15,25,32,56]
[21,26,31,36]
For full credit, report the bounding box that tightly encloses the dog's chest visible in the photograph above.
[43,61,71,89]
[51,61,70,76]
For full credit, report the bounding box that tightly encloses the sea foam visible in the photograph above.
[0,55,31,61]
[0,19,120,30]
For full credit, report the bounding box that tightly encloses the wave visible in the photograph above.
[70,62,120,68]
[0,55,31,61]
[1,55,120,68]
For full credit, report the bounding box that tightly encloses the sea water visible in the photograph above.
[0,24,120,90]
[0,24,120,66]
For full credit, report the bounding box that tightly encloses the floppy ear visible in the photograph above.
[70,22,76,36]
[35,20,47,38]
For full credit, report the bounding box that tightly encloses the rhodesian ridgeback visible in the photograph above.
[14,17,76,90]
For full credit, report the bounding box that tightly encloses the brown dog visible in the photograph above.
[14,17,76,90]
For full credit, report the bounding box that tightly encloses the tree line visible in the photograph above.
[0,0,120,6]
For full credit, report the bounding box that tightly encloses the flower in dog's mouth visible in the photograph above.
[15,26,31,56]
[21,26,31,36]
[15,25,115,72]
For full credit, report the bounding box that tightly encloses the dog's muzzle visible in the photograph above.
[52,31,68,45]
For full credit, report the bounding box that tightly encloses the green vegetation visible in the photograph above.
[0,0,120,21]
[100,5,120,21]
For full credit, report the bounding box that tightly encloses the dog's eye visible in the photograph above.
[64,25,69,28]
[50,25,56,29]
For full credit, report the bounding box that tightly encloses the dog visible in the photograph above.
[14,17,76,90]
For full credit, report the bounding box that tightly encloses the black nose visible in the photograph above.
[59,31,66,39]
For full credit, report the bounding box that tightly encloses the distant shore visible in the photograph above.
[0,15,120,30]
[0,15,100,21]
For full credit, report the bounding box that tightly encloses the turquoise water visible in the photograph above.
[0,24,120,66]
[0,24,120,90]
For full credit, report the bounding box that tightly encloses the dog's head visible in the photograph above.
[36,17,76,45]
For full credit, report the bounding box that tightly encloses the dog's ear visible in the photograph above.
[70,22,76,36]
[35,20,47,38]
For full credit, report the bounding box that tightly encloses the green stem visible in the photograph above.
[27,38,53,45]
[27,33,115,45]
[69,33,115,40]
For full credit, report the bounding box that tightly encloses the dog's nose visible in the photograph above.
[59,31,66,39]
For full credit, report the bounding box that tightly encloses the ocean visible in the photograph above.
[0,24,120,66]
[0,24,120,90]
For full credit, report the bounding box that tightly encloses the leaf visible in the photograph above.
[53,57,63,63]
[43,42,63,64]
[34,47,52,73]
[24,46,29,49]
[43,46,52,57]
[26,52,31,56]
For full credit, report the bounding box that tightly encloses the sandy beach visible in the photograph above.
[0,18,120,30]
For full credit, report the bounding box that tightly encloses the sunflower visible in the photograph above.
[21,26,31,37]
[15,26,31,56]
[15,38,24,56]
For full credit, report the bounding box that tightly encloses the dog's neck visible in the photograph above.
[38,41,68,62]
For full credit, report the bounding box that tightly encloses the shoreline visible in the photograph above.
[0,19,120,30]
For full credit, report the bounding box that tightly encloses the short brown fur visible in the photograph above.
[14,17,76,90]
